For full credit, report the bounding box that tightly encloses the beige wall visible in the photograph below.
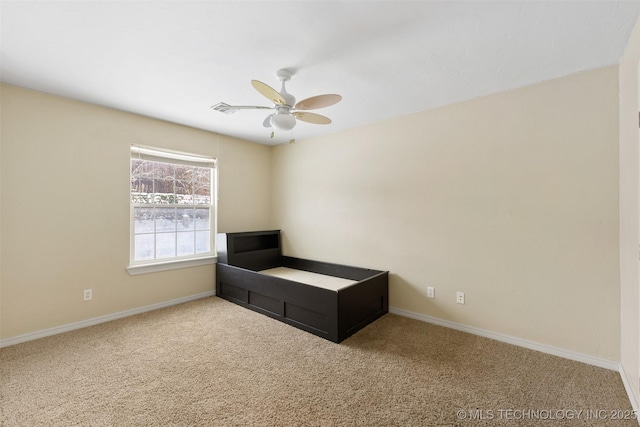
[0,84,271,339]
[272,66,620,360]
[0,63,626,364]
[620,15,640,407]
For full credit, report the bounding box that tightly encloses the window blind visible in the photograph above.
[130,145,216,168]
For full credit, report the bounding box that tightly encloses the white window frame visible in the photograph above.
[127,145,217,275]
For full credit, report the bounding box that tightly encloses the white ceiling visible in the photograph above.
[2,1,639,146]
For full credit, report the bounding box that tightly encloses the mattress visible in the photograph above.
[260,267,357,292]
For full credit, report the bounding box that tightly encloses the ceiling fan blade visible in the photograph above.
[294,94,342,110]
[294,111,332,125]
[263,114,274,128]
[251,80,286,105]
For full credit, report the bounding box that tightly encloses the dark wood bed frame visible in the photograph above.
[215,230,389,343]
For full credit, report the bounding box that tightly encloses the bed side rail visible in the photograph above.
[282,256,385,282]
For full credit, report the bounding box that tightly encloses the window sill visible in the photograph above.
[127,256,217,275]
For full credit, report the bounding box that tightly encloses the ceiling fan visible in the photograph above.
[211,69,342,136]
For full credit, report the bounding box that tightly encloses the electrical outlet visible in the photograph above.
[83,289,93,301]
[426,287,435,298]
[456,291,465,304]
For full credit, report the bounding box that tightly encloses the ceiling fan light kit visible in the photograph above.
[212,68,342,140]
[271,110,297,131]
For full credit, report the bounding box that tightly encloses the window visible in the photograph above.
[128,145,216,273]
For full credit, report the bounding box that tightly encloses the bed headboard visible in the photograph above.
[216,230,282,271]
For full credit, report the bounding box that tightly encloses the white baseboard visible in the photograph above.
[0,291,215,348]
[388,306,620,371]
[620,364,640,419]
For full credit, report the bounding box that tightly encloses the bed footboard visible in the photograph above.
[338,271,388,341]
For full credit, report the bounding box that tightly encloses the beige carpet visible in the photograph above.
[0,297,635,426]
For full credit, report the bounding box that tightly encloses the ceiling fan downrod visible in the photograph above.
[275,69,295,107]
